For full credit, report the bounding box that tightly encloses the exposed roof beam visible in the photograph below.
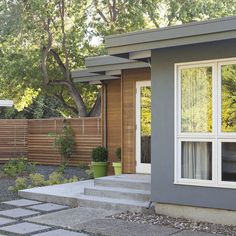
[129,50,151,60]
[106,70,122,76]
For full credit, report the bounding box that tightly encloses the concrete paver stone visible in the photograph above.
[0,208,39,219]
[0,216,15,226]
[26,207,121,228]
[3,199,42,207]
[34,229,88,236]
[27,203,69,212]
[173,230,221,236]
[0,222,50,235]
[70,218,180,236]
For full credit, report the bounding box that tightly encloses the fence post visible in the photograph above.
[82,119,85,135]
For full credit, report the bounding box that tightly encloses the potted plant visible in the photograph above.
[112,147,122,175]
[91,146,108,178]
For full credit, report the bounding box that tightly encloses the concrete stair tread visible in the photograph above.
[77,194,149,207]
[95,177,150,191]
[96,176,150,184]
[85,186,150,195]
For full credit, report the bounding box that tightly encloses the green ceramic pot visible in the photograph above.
[92,161,108,178]
[112,162,122,175]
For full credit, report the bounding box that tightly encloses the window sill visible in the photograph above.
[174,179,236,190]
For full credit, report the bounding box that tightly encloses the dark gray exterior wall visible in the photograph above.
[151,39,236,210]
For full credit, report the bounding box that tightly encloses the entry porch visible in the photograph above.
[19,174,152,213]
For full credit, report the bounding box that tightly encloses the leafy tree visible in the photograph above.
[0,0,101,117]
[1,0,236,119]
[166,0,236,25]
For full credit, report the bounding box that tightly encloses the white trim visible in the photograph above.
[136,80,151,174]
[175,57,236,67]
[174,57,236,189]
[177,62,215,136]
[218,60,236,136]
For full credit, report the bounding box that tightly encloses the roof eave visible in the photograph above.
[105,16,236,55]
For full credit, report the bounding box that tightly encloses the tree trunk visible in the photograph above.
[88,92,101,117]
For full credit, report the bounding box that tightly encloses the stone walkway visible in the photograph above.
[0,199,221,236]
[0,199,88,235]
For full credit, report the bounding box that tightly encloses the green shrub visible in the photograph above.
[8,177,27,192]
[2,157,35,178]
[29,173,45,187]
[9,170,79,191]
[85,164,94,179]
[49,122,76,164]
[91,146,108,162]
[47,171,64,185]
[115,147,121,162]
[68,176,78,182]
[56,163,67,174]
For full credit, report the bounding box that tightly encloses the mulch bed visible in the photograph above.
[111,212,236,235]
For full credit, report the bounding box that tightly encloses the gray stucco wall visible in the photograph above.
[151,39,236,210]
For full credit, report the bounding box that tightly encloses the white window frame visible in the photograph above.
[174,57,236,189]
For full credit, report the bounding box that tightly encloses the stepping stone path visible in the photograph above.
[0,199,90,236]
[0,222,50,235]
[0,217,15,226]
[28,203,69,212]
[34,229,88,236]
[3,199,42,207]
[0,208,39,219]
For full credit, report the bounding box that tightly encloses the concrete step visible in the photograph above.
[76,194,154,213]
[84,186,150,201]
[94,176,150,191]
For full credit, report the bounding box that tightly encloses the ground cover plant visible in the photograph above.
[0,159,88,202]
[9,170,78,192]
[0,157,35,178]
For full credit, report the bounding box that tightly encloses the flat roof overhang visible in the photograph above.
[105,16,236,56]
[85,55,149,75]
[71,69,119,84]
[72,55,150,84]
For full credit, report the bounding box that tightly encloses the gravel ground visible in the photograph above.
[35,165,88,180]
[0,178,18,203]
[110,212,236,235]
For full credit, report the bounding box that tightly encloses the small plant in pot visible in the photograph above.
[112,147,122,175]
[91,146,108,178]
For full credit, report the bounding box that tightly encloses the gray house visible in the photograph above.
[73,16,236,223]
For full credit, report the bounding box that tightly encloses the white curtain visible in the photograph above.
[182,142,211,180]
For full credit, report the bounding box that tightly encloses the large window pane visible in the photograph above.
[181,141,212,180]
[181,67,212,132]
[222,142,236,182]
[221,64,236,132]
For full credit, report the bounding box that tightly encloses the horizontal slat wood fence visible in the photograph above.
[0,120,28,162]
[0,118,102,165]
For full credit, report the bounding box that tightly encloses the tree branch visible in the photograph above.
[88,92,101,117]
[49,80,88,117]
[54,93,78,115]
[93,0,109,24]
[59,0,70,80]
[49,49,67,79]
[41,18,52,85]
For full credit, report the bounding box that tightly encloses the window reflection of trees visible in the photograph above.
[181,67,212,133]
[222,64,236,132]
[141,86,151,164]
